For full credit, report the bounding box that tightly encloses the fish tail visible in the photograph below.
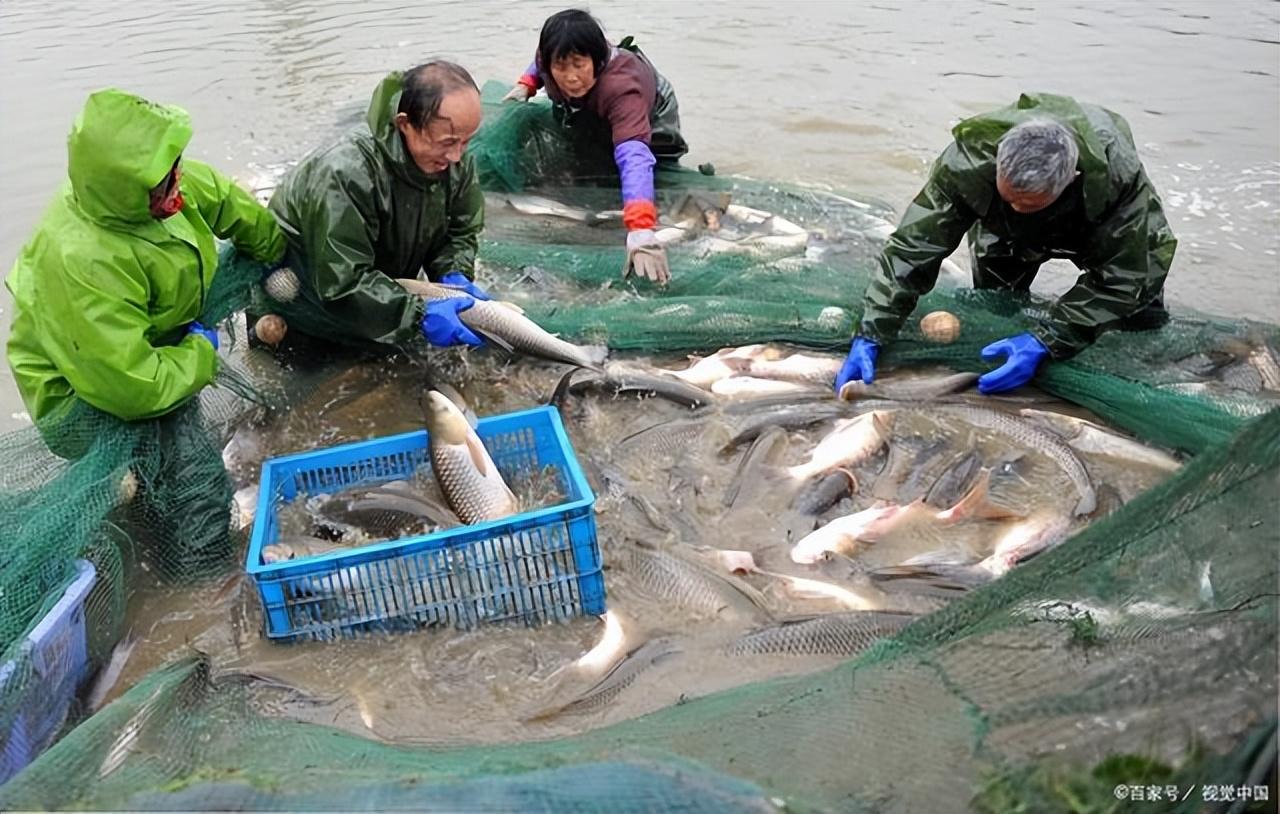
[722,426,789,508]
[936,469,1021,522]
[1073,490,1097,517]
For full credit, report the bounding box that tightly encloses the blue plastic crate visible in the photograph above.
[246,405,604,640]
[0,559,96,783]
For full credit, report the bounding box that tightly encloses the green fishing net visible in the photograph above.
[0,79,1274,809]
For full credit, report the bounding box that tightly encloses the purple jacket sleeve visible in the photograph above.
[517,58,542,90]
[614,140,656,204]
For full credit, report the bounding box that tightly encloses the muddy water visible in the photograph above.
[93,343,1175,747]
[1,0,1278,430]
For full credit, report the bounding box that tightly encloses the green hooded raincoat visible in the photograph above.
[268,72,486,347]
[5,89,285,429]
[860,93,1177,359]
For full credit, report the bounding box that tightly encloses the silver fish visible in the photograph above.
[614,418,713,469]
[262,535,347,564]
[424,391,518,525]
[528,637,680,720]
[1016,408,1181,473]
[567,363,712,408]
[874,511,1072,587]
[726,611,912,657]
[725,400,851,448]
[397,279,606,370]
[628,543,771,623]
[377,480,462,527]
[711,376,828,399]
[668,345,764,388]
[786,410,894,482]
[790,503,917,564]
[736,347,844,386]
[85,632,140,713]
[494,192,619,224]
[928,404,1096,515]
[323,483,460,536]
[839,371,979,402]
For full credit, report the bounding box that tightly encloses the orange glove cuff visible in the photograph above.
[623,200,658,231]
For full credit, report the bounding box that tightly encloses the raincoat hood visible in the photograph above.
[366,71,436,189]
[950,92,1113,220]
[67,88,192,226]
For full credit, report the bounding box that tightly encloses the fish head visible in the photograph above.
[869,410,896,439]
[991,513,1071,564]
[422,390,471,444]
[261,545,295,564]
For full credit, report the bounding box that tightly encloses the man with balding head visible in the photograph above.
[836,93,1176,395]
[269,61,488,349]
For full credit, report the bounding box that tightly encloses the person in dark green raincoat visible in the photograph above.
[268,62,489,350]
[6,88,285,575]
[835,93,1177,395]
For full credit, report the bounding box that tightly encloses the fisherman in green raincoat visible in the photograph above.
[835,93,1177,396]
[6,88,285,575]
[268,61,489,350]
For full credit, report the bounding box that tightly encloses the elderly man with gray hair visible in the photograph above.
[837,92,1176,395]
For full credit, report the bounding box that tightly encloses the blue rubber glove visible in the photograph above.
[439,271,490,301]
[421,296,483,347]
[977,332,1050,394]
[834,336,880,393]
[186,321,219,351]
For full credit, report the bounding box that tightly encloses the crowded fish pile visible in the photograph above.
[78,315,1211,745]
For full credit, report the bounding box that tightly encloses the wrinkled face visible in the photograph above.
[396,87,482,175]
[549,52,596,99]
[996,173,1061,214]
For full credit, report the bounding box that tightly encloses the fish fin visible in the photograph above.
[898,548,979,568]
[472,326,515,353]
[936,469,1021,522]
[722,426,788,508]
[869,410,895,438]
[720,574,775,622]
[465,434,491,477]
[1016,409,1081,440]
[549,368,578,410]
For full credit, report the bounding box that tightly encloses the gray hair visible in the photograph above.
[996,119,1079,197]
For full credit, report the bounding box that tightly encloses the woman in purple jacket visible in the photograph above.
[503,9,687,284]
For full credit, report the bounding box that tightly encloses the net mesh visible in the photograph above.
[0,80,1275,810]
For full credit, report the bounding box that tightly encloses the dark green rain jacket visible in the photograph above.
[5,89,284,428]
[269,72,486,346]
[860,93,1177,358]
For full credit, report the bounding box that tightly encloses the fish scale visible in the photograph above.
[398,279,605,369]
[726,611,914,656]
[431,445,514,524]
[423,391,518,525]
[628,545,769,623]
